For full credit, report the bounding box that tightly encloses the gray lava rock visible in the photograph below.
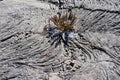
[0,0,120,80]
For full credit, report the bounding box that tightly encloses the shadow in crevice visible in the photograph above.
[48,0,64,7]
[37,0,64,9]
[60,5,120,14]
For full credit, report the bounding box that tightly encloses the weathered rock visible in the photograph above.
[0,0,120,80]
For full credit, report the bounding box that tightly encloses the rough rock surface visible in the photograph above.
[0,0,120,80]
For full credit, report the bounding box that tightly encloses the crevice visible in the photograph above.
[48,0,64,8]
[92,46,120,65]
[0,34,15,42]
[1,74,20,80]
[59,5,120,14]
